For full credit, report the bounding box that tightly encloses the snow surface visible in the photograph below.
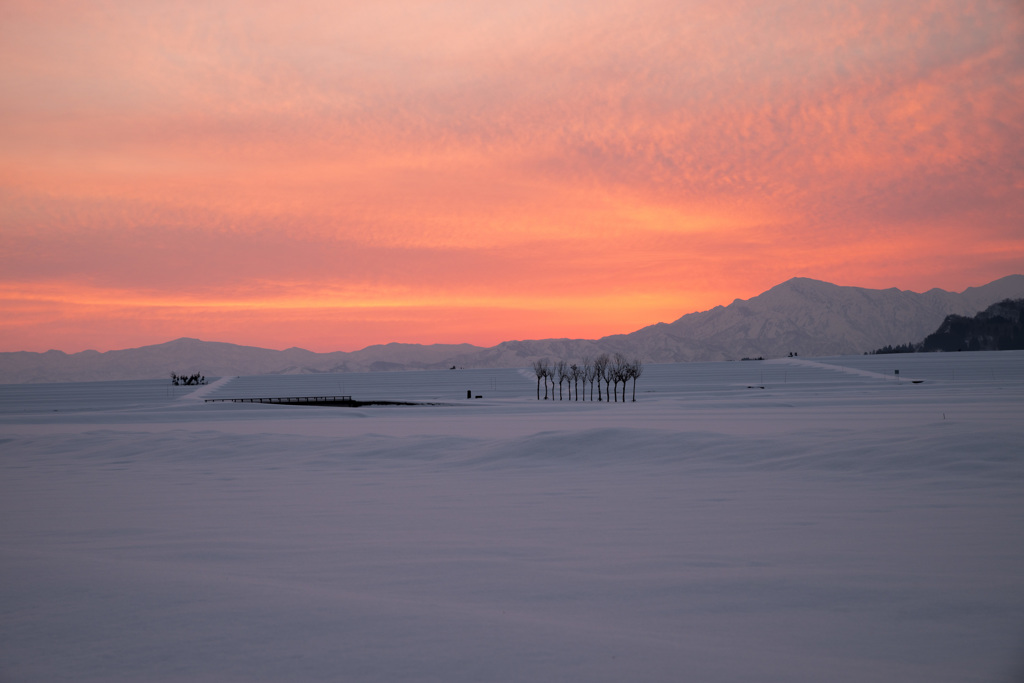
[2,352,1024,682]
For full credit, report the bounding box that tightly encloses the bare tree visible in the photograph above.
[579,356,593,401]
[593,354,609,401]
[532,359,546,400]
[612,353,631,402]
[616,367,625,401]
[554,360,568,400]
[620,363,633,402]
[629,358,644,402]
[569,363,581,401]
[602,359,617,402]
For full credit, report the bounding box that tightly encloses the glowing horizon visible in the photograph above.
[2,1,1022,353]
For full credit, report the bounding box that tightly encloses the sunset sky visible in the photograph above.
[2,0,1022,353]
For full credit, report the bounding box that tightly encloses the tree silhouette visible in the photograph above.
[532,359,546,400]
[569,363,581,401]
[531,354,644,402]
[580,356,593,401]
[629,358,643,402]
[610,353,630,402]
[539,359,552,399]
[602,358,616,402]
[593,354,609,401]
[171,372,206,386]
[555,360,568,400]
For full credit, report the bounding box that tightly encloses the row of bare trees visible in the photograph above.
[531,353,644,402]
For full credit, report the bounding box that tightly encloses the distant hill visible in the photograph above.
[918,299,1024,352]
[2,275,1024,382]
[0,339,486,384]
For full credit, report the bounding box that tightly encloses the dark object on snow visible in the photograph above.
[204,396,426,407]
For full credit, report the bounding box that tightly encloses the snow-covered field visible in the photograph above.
[2,352,1023,682]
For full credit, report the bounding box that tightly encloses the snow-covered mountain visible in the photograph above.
[603,275,1024,362]
[3,275,1023,382]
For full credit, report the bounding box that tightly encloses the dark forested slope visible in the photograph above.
[920,299,1024,352]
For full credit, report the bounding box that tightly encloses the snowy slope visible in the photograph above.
[2,352,1023,682]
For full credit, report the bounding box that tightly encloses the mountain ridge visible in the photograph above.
[3,275,1023,383]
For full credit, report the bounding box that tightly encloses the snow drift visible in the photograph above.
[2,352,1023,682]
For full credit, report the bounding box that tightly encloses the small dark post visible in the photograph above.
[467,389,472,399]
